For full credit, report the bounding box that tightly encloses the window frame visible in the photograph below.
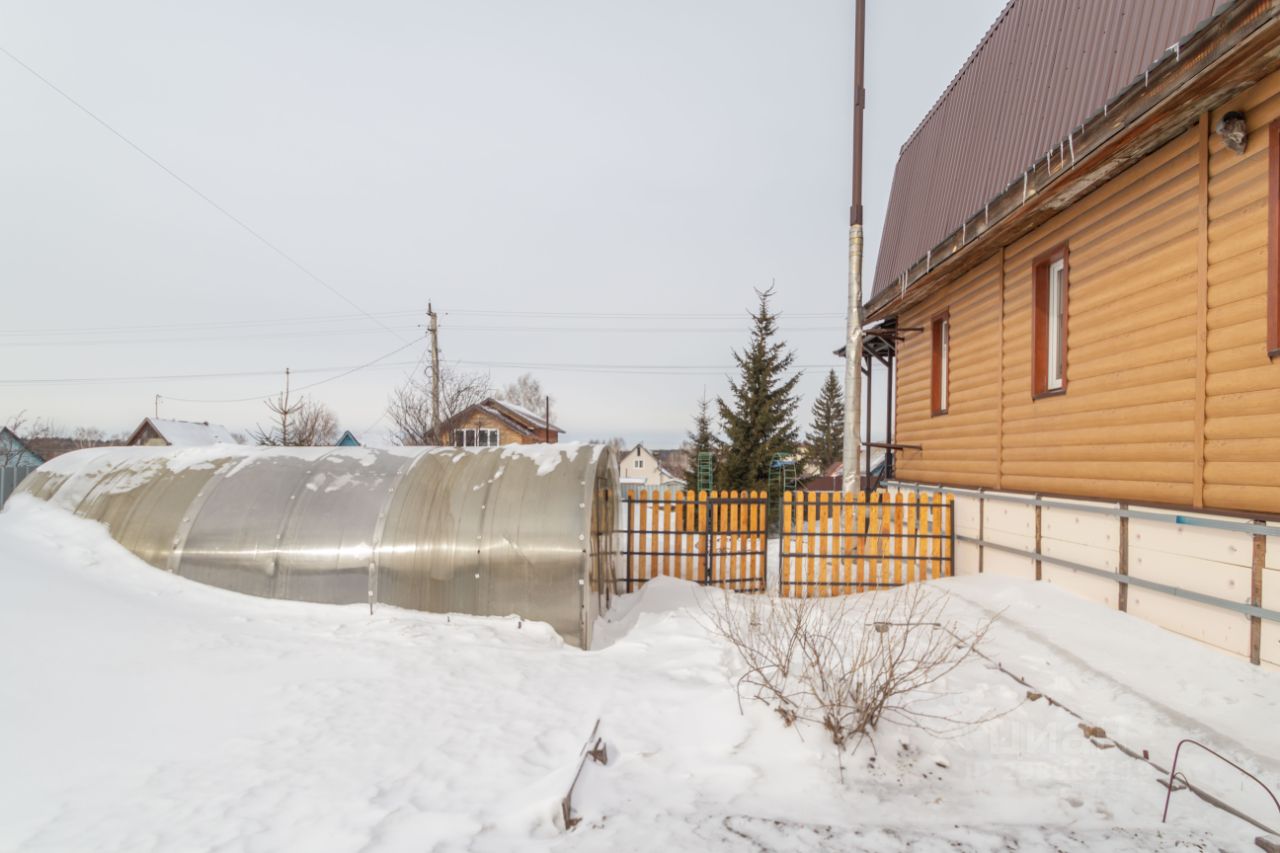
[1032,243,1070,399]
[1269,120,1280,358]
[930,311,950,417]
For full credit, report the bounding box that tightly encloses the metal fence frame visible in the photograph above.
[619,490,768,593]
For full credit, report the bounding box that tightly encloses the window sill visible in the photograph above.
[1032,388,1067,401]
[931,408,948,417]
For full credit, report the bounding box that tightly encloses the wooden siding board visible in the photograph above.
[894,68,1280,515]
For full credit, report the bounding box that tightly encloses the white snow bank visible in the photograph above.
[0,498,1275,851]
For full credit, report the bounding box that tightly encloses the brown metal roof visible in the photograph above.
[872,0,1220,298]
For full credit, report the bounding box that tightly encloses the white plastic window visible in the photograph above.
[1047,258,1066,391]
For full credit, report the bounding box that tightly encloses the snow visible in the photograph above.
[143,417,239,446]
[491,399,562,433]
[1,496,1277,851]
[499,441,592,476]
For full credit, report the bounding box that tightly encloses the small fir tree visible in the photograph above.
[804,369,844,474]
[716,288,801,491]
[682,396,718,488]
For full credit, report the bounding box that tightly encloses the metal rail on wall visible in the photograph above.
[886,480,1280,631]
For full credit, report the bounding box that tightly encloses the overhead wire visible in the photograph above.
[0,355,842,389]
[158,337,425,404]
[0,43,408,344]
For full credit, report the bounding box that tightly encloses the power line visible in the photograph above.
[0,43,407,344]
[0,324,845,347]
[442,309,845,320]
[0,309,843,338]
[0,356,842,388]
[159,338,424,403]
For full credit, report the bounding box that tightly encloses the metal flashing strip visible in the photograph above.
[957,534,1280,624]
[888,481,1280,538]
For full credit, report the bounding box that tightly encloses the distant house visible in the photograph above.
[651,448,690,479]
[0,427,45,508]
[619,443,685,492]
[441,398,563,447]
[125,418,239,447]
[336,431,361,447]
[0,427,44,468]
[803,449,886,492]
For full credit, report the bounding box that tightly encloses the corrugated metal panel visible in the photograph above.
[872,0,1219,297]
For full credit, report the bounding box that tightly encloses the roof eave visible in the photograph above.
[868,0,1280,322]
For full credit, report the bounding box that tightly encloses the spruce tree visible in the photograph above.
[804,369,844,473]
[716,288,801,491]
[682,396,718,488]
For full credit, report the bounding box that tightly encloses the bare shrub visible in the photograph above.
[703,584,1005,773]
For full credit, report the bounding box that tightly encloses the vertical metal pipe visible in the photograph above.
[884,348,893,477]
[625,491,634,594]
[841,0,866,493]
[865,352,873,491]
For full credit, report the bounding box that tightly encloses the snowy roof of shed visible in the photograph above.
[127,418,239,447]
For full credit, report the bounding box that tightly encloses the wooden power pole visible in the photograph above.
[841,0,866,494]
[428,303,441,443]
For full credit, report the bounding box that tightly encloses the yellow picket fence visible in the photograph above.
[779,490,954,597]
[619,489,768,592]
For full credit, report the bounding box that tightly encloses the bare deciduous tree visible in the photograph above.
[703,585,1007,777]
[2,411,57,465]
[387,364,492,446]
[72,426,106,449]
[500,372,554,419]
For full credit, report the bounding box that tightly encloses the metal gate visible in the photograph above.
[619,489,767,592]
[779,490,954,597]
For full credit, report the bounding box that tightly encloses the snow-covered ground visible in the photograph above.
[2,494,1277,852]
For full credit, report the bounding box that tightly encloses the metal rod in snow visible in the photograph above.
[842,0,866,494]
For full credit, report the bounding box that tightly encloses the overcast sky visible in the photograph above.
[1,0,1005,447]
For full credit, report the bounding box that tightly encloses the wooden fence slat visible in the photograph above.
[781,491,792,597]
[806,491,817,595]
[946,496,955,576]
[822,492,833,596]
[841,494,854,592]
[697,490,709,585]
[732,491,742,591]
[757,491,766,590]
[867,493,883,594]
[933,495,944,580]
[892,492,904,586]
[724,491,733,588]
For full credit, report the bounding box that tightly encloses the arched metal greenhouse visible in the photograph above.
[13,443,618,647]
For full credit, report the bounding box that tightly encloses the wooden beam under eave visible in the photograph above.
[1194,113,1210,508]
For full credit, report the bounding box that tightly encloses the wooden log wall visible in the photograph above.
[894,67,1280,517]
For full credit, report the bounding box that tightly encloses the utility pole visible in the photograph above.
[427,303,441,444]
[842,0,866,494]
[154,394,160,419]
[282,367,291,446]
[545,395,551,443]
